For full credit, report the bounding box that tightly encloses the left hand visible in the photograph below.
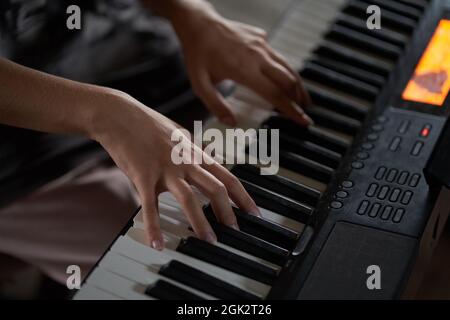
[169,0,312,127]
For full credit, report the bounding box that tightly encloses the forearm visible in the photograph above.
[0,58,117,137]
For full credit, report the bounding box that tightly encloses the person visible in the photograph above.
[0,0,311,284]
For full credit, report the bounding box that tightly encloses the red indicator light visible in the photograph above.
[420,125,431,137]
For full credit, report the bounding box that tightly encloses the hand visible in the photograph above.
[169,0,312,126]
[90,89,260,250]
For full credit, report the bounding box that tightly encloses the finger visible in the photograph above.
[187,166,239,229]
[141,194,164,251]
[242,72,313,126]
[167,177,217,243]
[192,70,237,127]
[201,160,261,217]
[260,55,298,103]
[266,47,312,107]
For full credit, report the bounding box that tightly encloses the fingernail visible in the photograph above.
[222,116,236,127]
[250,207,262,218]
[303,113,314,126]
[204,232,217,244]
[230,223,240,231]
[151,239,164,251]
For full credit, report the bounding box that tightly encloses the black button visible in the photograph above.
[330,201,343,209]
[375,166,387,180]
[352,161,364,169]
[401,191,413,205]
[357,200,370,215]
[362,143,374,151]
[409,174,421,187]
[368,203,381,217]
[377,116,388,123]
[366,183,378,197]
[411,141,424,156]
[381,206,393,220]
[397,171,409,185]
[386,169,399,182]
[392,208,405,223]
[356,152,370,160]
[367,133,379,141]
[341,180,354,188]
[389,188,401,202]
[397,120,411,134]
[371,124,384,132]
[336,191,348,198]
[389,137,402,151]
[377,186,390,200]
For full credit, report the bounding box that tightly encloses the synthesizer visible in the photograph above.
[75,0,450,300]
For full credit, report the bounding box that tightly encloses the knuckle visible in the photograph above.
[211,181,228,196]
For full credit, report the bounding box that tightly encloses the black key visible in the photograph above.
[307,106,362,135]
[278,133,341,169]
[344,1,416,33]
[301,62,379,101]
[263,116,349,154]
[310,56,385,88]
[177,237,278,285]
[359,0,422,20]
[307,85,368,120]
[315,42,392,77]
[326,25,401,60]
[145,280,204,300]
[336,14,408,47]
[231,164,321,206]
[205,205,298,250]
[279,151,334,183]
[159,260,260,300]
[396,0,428,11]
[207,219,289,265]
[239,179,313,222]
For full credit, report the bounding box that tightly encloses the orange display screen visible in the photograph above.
[402,19,450,106]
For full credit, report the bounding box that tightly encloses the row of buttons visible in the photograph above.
[366,183,413,205]
[374,167,421,187]
[389,136,426,156]
[329,180,354,209]
[397,120,432,138]
[357,201,405,223]
[351,116,387,171]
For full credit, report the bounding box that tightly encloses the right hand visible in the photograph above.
[89,89,260,250]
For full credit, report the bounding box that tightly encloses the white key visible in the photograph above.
[74,284,123,300]
[111,234,270,298]
[86,268,152,300]
[100,251,214,299]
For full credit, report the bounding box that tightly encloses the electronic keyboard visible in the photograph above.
[75,0,450,300]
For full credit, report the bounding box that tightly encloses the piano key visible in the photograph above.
[326,25,402,60]
[86,268,153,300]
[112,232,271,297]
[306,105,363,135]
[344,0,416,33]
[307,85,368,120]
[99,250,214,299]
[309,56,385,88]
[206,220,290,265]
[139,206,282,270]
[336,14,408,47]
[263,116,350,155]
[278,151,334,183]
[158,190,304,232]
[146,280,204,300]
[159,260,261,300]
[358,0,422,20]
[205,206,299,250]
[301,62,379,101]
[396,0,428,11]
[315,42,392,77]
[177,237,278,285]
[74,284,123,300]
[231,164,322,206]
[239,178,314,221]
